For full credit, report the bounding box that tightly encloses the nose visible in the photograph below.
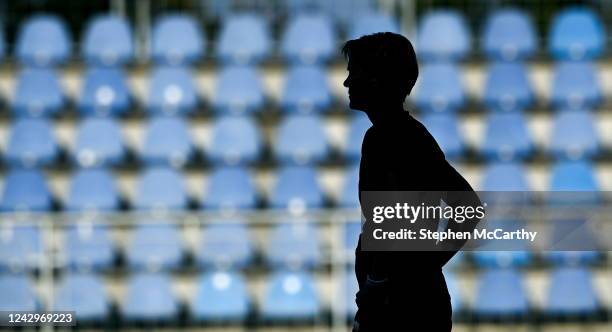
[343,76,349,88]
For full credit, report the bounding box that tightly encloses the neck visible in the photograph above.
[364,103,406,126]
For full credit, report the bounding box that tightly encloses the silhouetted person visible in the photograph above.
[342,32,481,331]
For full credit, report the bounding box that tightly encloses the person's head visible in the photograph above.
[342,32,418,113]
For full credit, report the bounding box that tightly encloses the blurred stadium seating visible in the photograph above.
[0,0,610,330]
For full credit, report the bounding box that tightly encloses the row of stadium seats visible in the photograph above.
[4,111,604,170]
[1,219,602,273]
[0,266,605,324]
[7,61,606,117]
[2,6,607,67]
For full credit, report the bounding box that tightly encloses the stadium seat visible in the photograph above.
[216,13,271,65]
[197,221,254,269]
[481,112,533,161]
[213,65,265,115]
[482,9,537,61]
[141,116,194,167]
[0,168,53,212]
[281,13,335,64]
[546,267,599,317]
[550,110,599,160]
[271,166,324,212]
[472,219,533,268]
[261,270,320,321]
[345,112,371,162]
[122,272,179,322]
[202,166,258,211]
[6,118,58,167]
[348,12,399,39]
[483,62,534,112]
[82,15,134,66]
[549,7,605,60]
[443,271,462,314]
[344,220,361,253]
[473,268,529,318]
[547,218,601,265]
[413,62,465,113]
[191,271,250,322]
[0,25,5,59]
[420,113,464,159]
[343,269,359,318]
[78,66,131,116]
[0,274,38,311]
[0,225,42,272]
[339,165,359,208]
[12,67,65,117]
[146,66,198,115]
[16,14,70,66]
[275,114,329,165]
[73,117,125,167]
[54,272,109,322]
[151,14,204,65]
[208,115,262,166]
[63,223,114,271]
[66,168,120,211]
[281,65,332,113]
[134,167,188,211]
[267,221,322,269]
[329,0,376,27]
[417,10,471,61]
[551,61,601,110]
[481,162,530,191]
[548,160,600,206]
[126,222,183,271]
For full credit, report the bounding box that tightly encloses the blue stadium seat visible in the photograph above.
[202,166,257,211]
[481,112,533,161]
[546,267,599,316]
[549,7,605,60]
[191,271,250,322]
[67,169,119,211]
[275,114,329,165]
[213,65,264,115]
[54,272,109,322]
[344,220,361,252]
[548,160,600,206]
[122,272,179,322]
[147,66,198,115]
[216,13,271,65]
[482,9,537,61]
[421,113,464,159]
[267,221,322,269]
[551,61,601,110]
[472,219,533,268]
[482,162,530,191]
[74,117,125,167]
[473,268,529,318]
[329,0,376,27]
[142,116,194,167]
[126,222,183,271]
[151,14,204,65]
[345,112,371,162]
[0,26,5,59]
[78,67,130,116]
[261,270,320,321]
[271,166,324,211]
[12,67,65,117]
[82,15,134,66]
[339,165,359,208]
[343,270,358,318]
[16,14,70,66]
[281,65,332,113]
[0,274,38,311]
[550,110,599,160]
[64,223,114,271]
[6,118,58,167]
[413,62,465,113]
[547,218,601,265]
[0,225,42,272]
[197,221,254,269]
[483,62,534,112]
[348,12,399,39]
[417,10,471,61]
[134,167,188,211]
[209,115,262,166]
[443,272,462,314]
[281,13,335,64]
[0,169,52,212]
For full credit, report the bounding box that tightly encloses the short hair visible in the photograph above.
[341,32,419,101]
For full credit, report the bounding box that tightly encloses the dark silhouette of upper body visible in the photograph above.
[342,32,481,331]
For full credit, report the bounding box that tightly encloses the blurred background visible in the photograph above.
[0,0,610,331]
